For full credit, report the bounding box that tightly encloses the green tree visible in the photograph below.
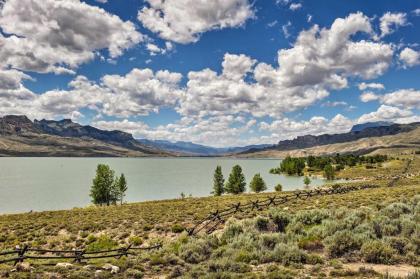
[212,166,225,196]
[225,165,246,194]
[90,164,115,206]
[303,176,311,187]
[274,183,283,192]
[249,173,267,193]
[116,173,128,205]
[323,164,335,180]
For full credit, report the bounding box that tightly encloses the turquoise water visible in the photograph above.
[0,157,327,214]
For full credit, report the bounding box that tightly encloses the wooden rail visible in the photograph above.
[187,184,379,235]
[0,244,161,265]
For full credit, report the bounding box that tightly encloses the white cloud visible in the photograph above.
[322,101,348,107]
[360,91,380,102]
[178,13,394,119]
[289,3,302,11]
[360,89,420,109]
[0,0,142,74]
[379,12,407,38]
[282,21,292,38]
[260,114,354,139]
[399,47,420,68]
[137,0,255,44]
[357,105,419,124]
[358,82,385,91]
[380,89,420,109]
[0,68,184,120]
[413,9,420,16]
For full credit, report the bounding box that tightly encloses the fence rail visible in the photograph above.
[0,244,161,265]
[187,183,379,236]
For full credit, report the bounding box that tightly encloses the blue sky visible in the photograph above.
[0,0,419,147]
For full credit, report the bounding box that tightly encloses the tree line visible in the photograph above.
[90,164,128,206]
[269,154,389,180]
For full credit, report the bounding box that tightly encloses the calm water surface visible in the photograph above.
[0,157,327,214]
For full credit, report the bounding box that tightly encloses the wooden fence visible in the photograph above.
[187,183,379,236]
[0,244,161,265]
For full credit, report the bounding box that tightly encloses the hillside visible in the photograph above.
[239,123,420,158]
[0,115,170,157]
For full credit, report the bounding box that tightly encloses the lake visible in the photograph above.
[0,157,328,214]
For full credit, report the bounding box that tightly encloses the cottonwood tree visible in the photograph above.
[323,164,335,180]
[90,164,115,206]
[116,173,128,205]
[90,164,128,206]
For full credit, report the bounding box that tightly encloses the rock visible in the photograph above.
[111,266,120,274]
[15,262,31,272]
[56,263,73,269]
[102,263,120,274]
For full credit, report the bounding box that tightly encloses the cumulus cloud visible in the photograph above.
[380,89,420,109]
[260,114,354,139]
[399,47,420,68]
[360,91,380,102]
[0,0,142,74]
[379,12,407,38]
[357,105,419,124]
[358,82,385,91]
[360,89,420,109]
[177,13,394,119]
[138,0,255,44]
[0,68,184,120]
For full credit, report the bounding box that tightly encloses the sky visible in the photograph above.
[0,0,419,147]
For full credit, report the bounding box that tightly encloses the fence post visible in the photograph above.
[14,244,28,266]
[74,249,85,264]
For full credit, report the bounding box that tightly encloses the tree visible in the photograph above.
[249,173,267,193]
[303,176,311,187]
[116,173,127,205]
[323,164,335,180]
[274,184,283,192]
[225,165,246,194]
[212,166,225,196]
[90,164,115,206]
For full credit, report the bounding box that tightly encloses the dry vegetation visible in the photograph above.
[0,155,419,278]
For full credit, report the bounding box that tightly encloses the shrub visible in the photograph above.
[207,257,252,273]
[255,217,269,231]
[179,237,216,264]
[269,209,291,232]
[325,230,363,257]
[171,224,185,233]
[274,184,283,192]
[361,240,396,264]
[294,209,329,226]
[298,236,324,251]
[381,202,411,219]
[129,236,143,246]
[221,222,244,242]
[271,243,307,265]
[86,234,117,252]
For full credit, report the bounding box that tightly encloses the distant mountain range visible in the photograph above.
[1,115,419,157]
[241,121,420,156]
[138,139,272,156]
